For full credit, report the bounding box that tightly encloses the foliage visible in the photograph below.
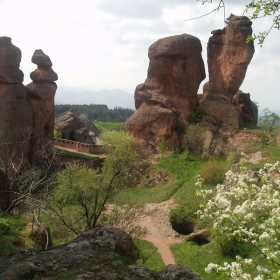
[54,129,62,138]
[171,240,236,280]
[245,0,280,46]
[100,204,150,239]
[215,235,252,258]
[48,131,139,235]
[0,129,56,214]
[188,106,205,124]
[55,104,134,122]
[199,159,228,184]
[157,137,168,156]
[183,124,206,156]
[0,213,27,255]
[196,157,280,279]
[194,1,280,46]
[258,108,280,132]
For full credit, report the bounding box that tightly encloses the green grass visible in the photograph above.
[0,213,28,255]
[171,239,270,280]
[94,121,124,132]
[134,239,165,273]
[56,148,101,160]
[171,241,236,280]
[110,180,182,205]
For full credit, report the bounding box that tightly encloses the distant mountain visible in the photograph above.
[55,87,135,109]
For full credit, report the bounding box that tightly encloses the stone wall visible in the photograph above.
[54,138,104,154]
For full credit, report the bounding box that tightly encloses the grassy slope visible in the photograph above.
[111,129,280,278]
[2,125,279,277]
[94,121,124,132]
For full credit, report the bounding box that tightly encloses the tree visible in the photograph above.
[196,156,280,279]
[245,0,280,46]
[48,131,139,235]
[0,129,55,214]
[258,108,280,132]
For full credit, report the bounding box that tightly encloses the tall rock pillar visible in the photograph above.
[125,34,205,152]
[201,16,255,136]
[0,37,33,162]
[0,37,33,211]
[26,50,58,163]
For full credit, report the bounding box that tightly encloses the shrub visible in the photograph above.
[54,129,63,138]
[157,137,168,156]
[183,124,206,156]
[188,106,205,124]
[215,235,252,258]
[199,159,227,184]
[258,108,280,132]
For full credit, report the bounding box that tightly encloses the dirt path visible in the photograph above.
[137,199,185,265]
[143,236,177,265]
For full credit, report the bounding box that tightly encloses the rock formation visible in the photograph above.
[0,227,205,280]
[237,90,258,125]
[26,50,58,163]
[201,16,255,136]
[55,108,101,144]
[0,37,34,210]
[0,37,33,161]
[126,34,205,151]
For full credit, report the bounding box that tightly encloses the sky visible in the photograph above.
[0,0,279,112]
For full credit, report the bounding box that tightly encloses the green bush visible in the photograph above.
[184,124,206,156]
[215,235,252,258]
[54,129,63,138]
[188,106,205,124]
[199,159,227,184]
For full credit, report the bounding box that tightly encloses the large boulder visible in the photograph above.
[0,37,33,210]
[26,50,58,163]
[201,16,255,136]
[126,34,205,151]
[55,108,100,143]
[0,227,205,280]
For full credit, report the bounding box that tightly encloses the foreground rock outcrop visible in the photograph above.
[0,37,34,210]
[55,108,101,144]
[201,16,255,136]
[126,34,205,151]
[0,227,205,280]
[26,50,58,163]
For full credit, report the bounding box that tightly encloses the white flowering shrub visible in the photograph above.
[196,156,280,279]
